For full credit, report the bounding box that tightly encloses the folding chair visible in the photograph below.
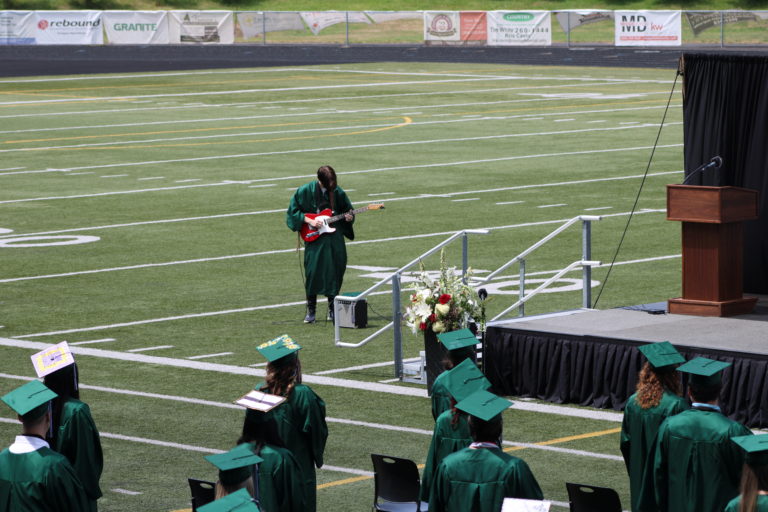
[188,478,216,511]
[565,482,622,512]
[370,454,429,512]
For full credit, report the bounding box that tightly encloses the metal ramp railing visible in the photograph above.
[333,215,602,380]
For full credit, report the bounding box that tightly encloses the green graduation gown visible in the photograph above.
[248,383,328,512]
[620,390,688,512]
[430,372,453,421]
[0,436,90,512]
[640,408,752,512]
[255,444,304,512]
[54,398,103,512]
[420,410,471,502]
[286,181,355,297]
[724,494,768,512]
[428,446,543,512]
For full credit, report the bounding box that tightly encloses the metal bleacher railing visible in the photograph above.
[332,215,602,381]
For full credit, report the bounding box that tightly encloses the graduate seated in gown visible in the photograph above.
[0,381,89,512]
[640,357,753,512]
[420,356,492,503]
[428,390,543,512]
[430,329,479,421]
[724,435,768,512]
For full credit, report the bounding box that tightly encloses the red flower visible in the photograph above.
[438,294,452,304]
[419,322,426,331]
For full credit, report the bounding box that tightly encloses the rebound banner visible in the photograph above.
[168,10,234,44]
[299,11,370,35]
[0,11,35,45]
[555,10,613,34]
[615,11,681,46]
[32,10,103,45]
[103,11,169,44]
[487,11,551,46]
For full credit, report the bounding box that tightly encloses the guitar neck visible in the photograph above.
[325,205,373,223]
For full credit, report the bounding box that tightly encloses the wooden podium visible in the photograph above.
[667,185,759,316]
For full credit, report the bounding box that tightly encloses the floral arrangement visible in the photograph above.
[404,250,483,335]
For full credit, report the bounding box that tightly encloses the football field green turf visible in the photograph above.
[0,62,684,511]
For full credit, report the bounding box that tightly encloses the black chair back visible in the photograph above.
[370,453,424,511]
[565,482,622,512]
[188,478,216,512]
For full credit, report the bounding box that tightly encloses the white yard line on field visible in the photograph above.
[126,345,174,353]
[0,182,235,204]
[313,358,421,375]
[69,338,116,346]
[187,352,234,360]
[0,209,669,283]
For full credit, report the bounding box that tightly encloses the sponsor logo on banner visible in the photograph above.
[684,11,757,36]
[299,11,370,35]
[32,11,103,44]
[555,10,613,34]
[615,11,681,46]
[103,11,169,44]
[424,12,460,41]
[0,11,35,44]
[487,11,551,46]
[460,11,487,42]
[168,11,234,44]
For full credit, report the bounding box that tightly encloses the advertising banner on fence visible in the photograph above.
[487,11,551,46]
[615,11,681,46]
[300,11,370,35]
[366,11,422,23]
[424,11,460,42]
[460,11,487,42]
[32,10,103,45]
[555,10,613,34]
[237,12,305,39]
[168,10,233,44]
[0,11,35,44]
[684,11,758,36]
[103,11,169,44]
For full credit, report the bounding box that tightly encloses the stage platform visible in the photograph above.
[484,297,768,428]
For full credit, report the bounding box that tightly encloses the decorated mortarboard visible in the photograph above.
[455,389,513,422]
[731,434,768,467]
[1,380,57,420]
[205,443,263,487]
[637,341,685,369]
[677,357,730,388]
[442,358,492,402]
[197,488,261,512]
[255,334,301,363]
[30,341,75,378]
[437,329,478,351]
[234,389,286,413]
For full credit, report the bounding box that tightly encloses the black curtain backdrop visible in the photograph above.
[485,326,768,428]
[680,53,768,293]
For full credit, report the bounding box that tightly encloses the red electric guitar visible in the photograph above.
[300,204,384,243]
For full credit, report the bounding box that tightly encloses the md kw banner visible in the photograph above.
[487,11,551,46]
[615,11,681,46]
[0,11,35,44]
[103,11,169,44]
[299,11,370,35]
[32,10,103,44]
[169,10,234,44]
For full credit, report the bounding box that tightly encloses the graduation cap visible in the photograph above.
[455,389,513,422]
[442,358,492,402]
[731,434,768,467]
[256,335,301,363]
[205,443,263,487]
[30,341,75,379]
[677,357,731,388]
[1,380,57,421]
[197,488,260,512]
[637,341,685,369]
[437,329,478,351]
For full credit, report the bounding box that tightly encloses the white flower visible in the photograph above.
[413,302,432,321]
[432,321,445,333]
[435,303,450,316]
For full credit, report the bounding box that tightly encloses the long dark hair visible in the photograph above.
[260,354,301,398]
[738,463,768,512]
[43,363,79,444]
[635,362,682,409]
[239,416,286,454]
[317,165,337,211]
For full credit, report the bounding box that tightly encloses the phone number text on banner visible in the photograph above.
[487,11,551,46]
[615,10,681,46]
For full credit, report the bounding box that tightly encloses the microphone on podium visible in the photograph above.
[682,156,723,185]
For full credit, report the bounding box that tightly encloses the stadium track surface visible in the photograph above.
[2,43,768,77]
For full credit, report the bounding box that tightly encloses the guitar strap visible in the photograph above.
[315,183,332,213]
